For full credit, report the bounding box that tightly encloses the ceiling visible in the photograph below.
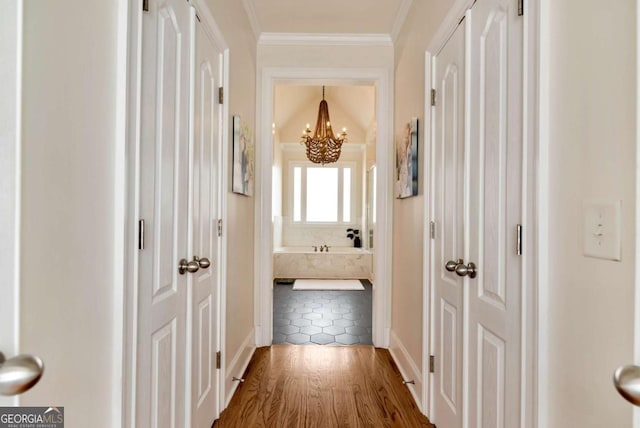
[274,85,375,143]
[244,0,410,35]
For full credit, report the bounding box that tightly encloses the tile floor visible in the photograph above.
[272,280,373,346]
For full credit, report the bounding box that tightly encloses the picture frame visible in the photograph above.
[232,115,254,196]
[395,117,419,198]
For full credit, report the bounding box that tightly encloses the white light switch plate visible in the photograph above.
[583,200,621,261]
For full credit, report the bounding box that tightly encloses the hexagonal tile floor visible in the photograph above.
[272,280,373,346]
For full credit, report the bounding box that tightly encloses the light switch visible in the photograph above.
[583,200,621,261]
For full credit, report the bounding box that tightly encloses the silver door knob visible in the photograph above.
[614,365,640,406]
[446,259,463,272]
[178,258,199,275]
[0,351,44,396]
[195,256,211,269]
[455,261,477,278]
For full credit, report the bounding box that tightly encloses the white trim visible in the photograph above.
[389,331,424,412]
[635,0,640,420]
[255,66,394,348]
[258,32,393,47]
[223,330,256,407]
[219,46,231,423]
[390,0,414,41]
[123,0,143,425]
[112,0,129,423]
[0,0,22,408]
[422,50,433,419]
[240,0,261,43]
[426,0,475,55]
[537,0,549,427]
[522,1,540,427]
[191,0,229,51]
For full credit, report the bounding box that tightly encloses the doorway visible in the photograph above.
[271,84,375,346]
[255,69,394,349]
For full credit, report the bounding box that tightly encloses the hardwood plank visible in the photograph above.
[214,345,434,428]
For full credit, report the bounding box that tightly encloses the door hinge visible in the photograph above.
[138,219,145,250]
[142,0,149,12]
[218,87,224,105]
[217,219,223,237]
[516,224,523,256]
[518,0,524,16]
[431,89,436,106]
[429,221,436,240]
[429,355,435,373]
[216,351,221,369]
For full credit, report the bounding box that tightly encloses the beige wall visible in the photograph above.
[19,0,122,425]
[390,0,451,383]
[258,44,393,70]
[205,0,258,375]
[540,0,636,426]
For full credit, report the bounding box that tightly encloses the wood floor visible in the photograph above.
[214,345,434,427]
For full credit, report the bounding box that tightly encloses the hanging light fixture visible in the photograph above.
[300,86,347,165]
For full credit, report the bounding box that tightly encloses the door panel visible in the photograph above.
[138,0,191,426]
[466,0,523,426]
[432,22,465,428]
[191,18,222,427]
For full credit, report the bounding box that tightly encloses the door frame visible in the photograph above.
[635,1,640,425]
[255,67,394,347]
[0,0,23,408]
[423,0,539,425]
[122,0,230,426]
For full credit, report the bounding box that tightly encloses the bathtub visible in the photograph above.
[273,246,372,279]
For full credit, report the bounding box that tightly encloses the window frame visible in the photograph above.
[288,160,357,225]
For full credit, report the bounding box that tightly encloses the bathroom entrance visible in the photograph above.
[271,84,377,345]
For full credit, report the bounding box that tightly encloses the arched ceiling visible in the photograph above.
[274,85,375,143]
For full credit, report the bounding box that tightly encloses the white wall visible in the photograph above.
[19,0,122,425]
[539,0,636,426]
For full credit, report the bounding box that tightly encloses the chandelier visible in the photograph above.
[300,86,347,165]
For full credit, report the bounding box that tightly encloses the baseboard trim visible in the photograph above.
[389,330,424,414]
[224,330,256,408]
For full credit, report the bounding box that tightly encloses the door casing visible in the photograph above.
[255,67,394,349]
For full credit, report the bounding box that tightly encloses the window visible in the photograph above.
[290,162,355,224]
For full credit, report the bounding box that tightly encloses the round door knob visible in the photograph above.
[197,257,211,269]
[0,352,44,396]
[178,258,200,275]
[614,365,640,406]
[455,262,477,279]
[445,259,463,272]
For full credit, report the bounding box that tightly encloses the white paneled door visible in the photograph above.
[465,0,523,426]
[138,0,191,426]
[431,0,524,427]
[432,21,466,428]
[190,17,223,428]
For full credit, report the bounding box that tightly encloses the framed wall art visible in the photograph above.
[395,117,418,198]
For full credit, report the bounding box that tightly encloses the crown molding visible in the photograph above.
[241,0,261,42]
[390,0,414,41]
[258,32,393,47]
